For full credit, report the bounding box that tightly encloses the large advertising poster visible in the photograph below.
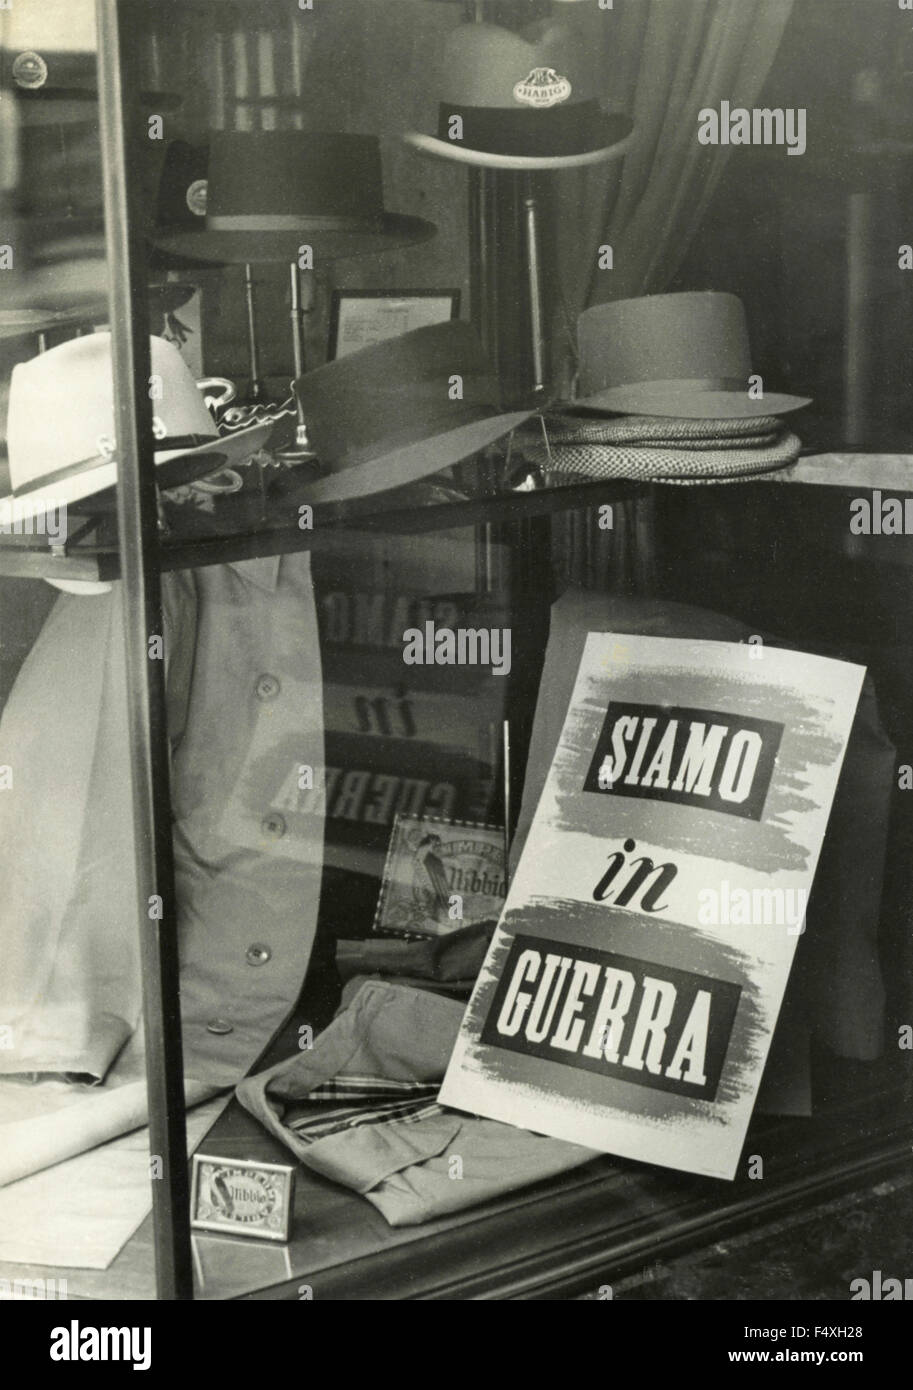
[440,635,865,1180]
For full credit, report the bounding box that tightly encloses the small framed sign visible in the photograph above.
[328,288,460,360]
[190,1154,295,1242]
[373,815,506,939]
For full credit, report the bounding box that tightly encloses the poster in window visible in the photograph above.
[440,635,864,1180]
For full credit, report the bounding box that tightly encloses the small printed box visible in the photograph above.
[190,1154,295,1242]
[373,815,507,938]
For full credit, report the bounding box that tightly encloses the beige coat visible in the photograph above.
[0,553,325,1087]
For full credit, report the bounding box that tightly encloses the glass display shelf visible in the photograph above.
[2,443,913,584]
[0,439,646,582]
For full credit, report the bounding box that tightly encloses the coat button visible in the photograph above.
[261,812,286,839]
[255,674,281,700]
[246,943,272,966]
[206,1019,233,1035]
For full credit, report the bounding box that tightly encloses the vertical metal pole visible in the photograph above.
[523,176,547,396]
[467,3,495,591]
[290,261,306,379]
[96,0,192,1302]
[244,263,265,400]
[275,260,313,460]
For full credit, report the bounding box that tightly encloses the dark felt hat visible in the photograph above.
[577,293,811,419]
[294,321,533,503]
[155,132,437,265]
[147,139,212,272]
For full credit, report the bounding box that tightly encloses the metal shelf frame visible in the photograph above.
[96,0,192,1300]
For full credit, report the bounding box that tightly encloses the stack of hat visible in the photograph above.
[524,293,810,484]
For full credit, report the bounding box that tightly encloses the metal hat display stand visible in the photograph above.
[243,263,268,404]
[157,248,311,461]
[171,247,350,462]
[283,260,312,461]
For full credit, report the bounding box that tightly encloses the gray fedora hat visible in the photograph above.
[294,321,533,503]
[577,292,811,419]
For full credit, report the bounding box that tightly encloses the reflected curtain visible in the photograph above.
[557,0,796,328]
[551,0,795,593]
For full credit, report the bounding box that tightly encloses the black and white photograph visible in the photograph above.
[0,0,912,1346]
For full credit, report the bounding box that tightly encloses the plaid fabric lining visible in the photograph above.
[285,1074,444,1145]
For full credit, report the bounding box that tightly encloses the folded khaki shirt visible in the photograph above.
[236,980,598,1227]
[336,920,495,1000]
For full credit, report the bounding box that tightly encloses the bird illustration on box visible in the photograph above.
[415,833,451,917]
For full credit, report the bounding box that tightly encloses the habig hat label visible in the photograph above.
[513,68,572,109]
[12,52,49,90]
[186,179,208,218]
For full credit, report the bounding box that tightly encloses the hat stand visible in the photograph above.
[455,0,552,403]
[274,259,314,463]
[523,175,547,397]
[243,262,269,403]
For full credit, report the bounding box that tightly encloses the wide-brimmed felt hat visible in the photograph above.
[576,292,811,419]
[147,139,213,272]
[1,333,274,526]
[293,320,533,504]
[405,19,632,170]
[154,132,437,265]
